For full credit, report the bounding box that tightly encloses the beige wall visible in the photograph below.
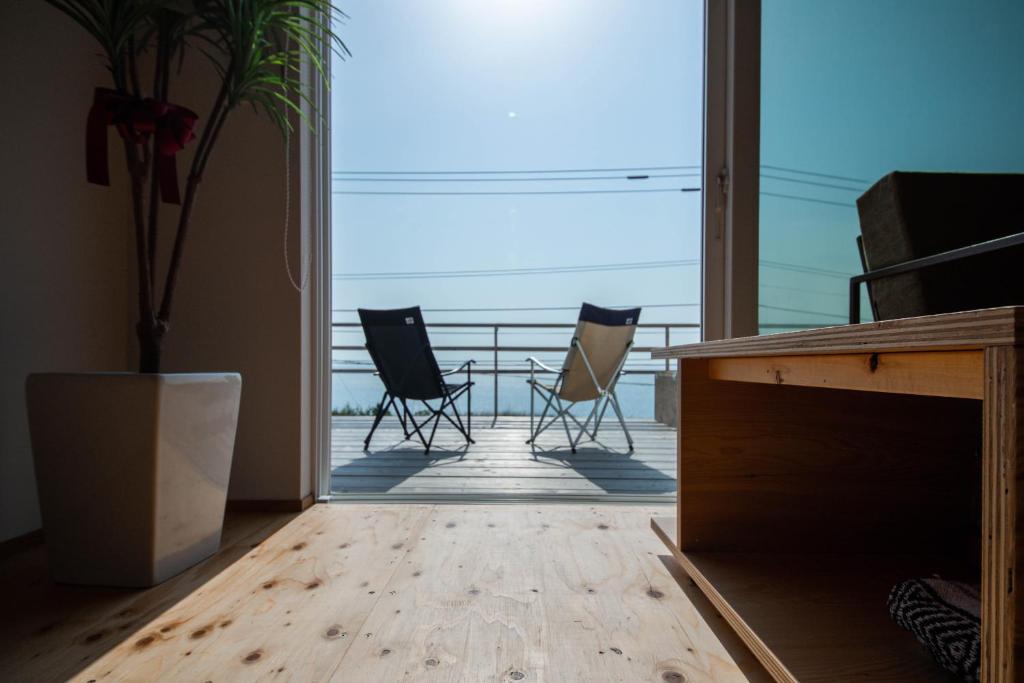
[0,2,130,541]
[0,2,312,542]
[160,58,308,504]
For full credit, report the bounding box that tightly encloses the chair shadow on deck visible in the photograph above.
[527,442,676,496]
[330,417,676,497]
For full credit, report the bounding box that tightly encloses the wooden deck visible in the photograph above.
[331,416,677,500]
[0,504,769,682]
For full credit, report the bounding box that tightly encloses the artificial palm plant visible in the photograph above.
[45,0,348,372]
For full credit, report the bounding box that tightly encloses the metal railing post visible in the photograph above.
[492,325,499,427]
[664,326,670,372]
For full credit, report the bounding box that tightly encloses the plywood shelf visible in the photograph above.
[652,518,962,683]
[652,309,1023,682]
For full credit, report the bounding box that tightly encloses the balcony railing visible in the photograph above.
[331,321,698,424]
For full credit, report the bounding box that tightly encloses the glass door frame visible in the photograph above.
[701,0,761,342]
[312,2,764,499]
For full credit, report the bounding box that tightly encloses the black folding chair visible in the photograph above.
[358,306,475,453]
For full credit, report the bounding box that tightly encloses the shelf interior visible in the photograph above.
[653,517,966,683]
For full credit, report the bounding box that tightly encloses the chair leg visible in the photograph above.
[553,396,576,453]
[447,393,474,444]
[528,385,556,446]
[402,401,432,451]
[425,402,442,453]
[364,391,391,450]
[608,392,633,451]
[592,395,611,441]
[573,400,600,451]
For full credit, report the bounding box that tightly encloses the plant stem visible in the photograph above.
[157,78,233,323]
[146,22,171,293]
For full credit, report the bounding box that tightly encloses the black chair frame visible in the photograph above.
[358,307,475,454]
[363,361,475,453]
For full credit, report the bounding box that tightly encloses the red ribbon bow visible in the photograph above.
[86,87,198,204]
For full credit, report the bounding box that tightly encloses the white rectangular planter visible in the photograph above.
[26,372,241,587]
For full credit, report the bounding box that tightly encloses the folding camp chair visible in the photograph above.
[358,307,475,453]
[525,303,640,453]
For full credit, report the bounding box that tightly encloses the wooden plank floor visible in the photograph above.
[332,416,677,499]
[0,504,770,682]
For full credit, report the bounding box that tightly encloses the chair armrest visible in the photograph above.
[440,359,476,376]
[526,356,558,373]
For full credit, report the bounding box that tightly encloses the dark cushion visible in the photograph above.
[857,172,1024,320]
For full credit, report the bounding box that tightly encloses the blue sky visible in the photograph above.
[759,0,1024,329]
[327,0,1024,413]
[328,1,704,415]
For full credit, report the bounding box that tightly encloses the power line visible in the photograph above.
[759,259,853,279]
[333,259,699,280]
[759,303,847,320]
[332,302,698,312]
[760,164,870,185]
[760,283,847,298]
[333,187,700,197]
[333,258,848,282]
[760,191,856,209]
[331,173,700,183]
[332,164,701,175]
[759,173,864,193]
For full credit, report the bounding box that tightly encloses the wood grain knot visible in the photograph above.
[85,631,106,643]
[662,672,685,682]
[243,650,262,663]
[291,542,306,551]
[306,581,321,590]
[324,626,345,640]
[509,672,525,680]
[190,628,209,639]
[134,635,155,648]
[597,524,609,530]
[262,581,276,590]
[609,647,622,655]
[381,649,392,656]
[391,542,404,549]
[646,589,664,599]
[445,522,457,528]
[425,657,439,667]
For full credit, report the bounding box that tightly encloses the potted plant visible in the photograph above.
[25,0,346,587]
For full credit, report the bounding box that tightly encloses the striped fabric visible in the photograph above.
[887,578,980,681]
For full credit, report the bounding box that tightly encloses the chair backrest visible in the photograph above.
[558,303,640,403]
[358,307,445,401]
[857,171,1024,320]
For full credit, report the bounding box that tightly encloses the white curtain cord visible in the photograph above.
[282,35,311,293]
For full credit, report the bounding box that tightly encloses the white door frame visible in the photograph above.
[702,0,760,341]
[307,17,334,503]
[310,3,763,497]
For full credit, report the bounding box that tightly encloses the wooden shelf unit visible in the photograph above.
[651,307,1023,683]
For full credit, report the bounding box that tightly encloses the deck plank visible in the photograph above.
[330,416,678,499]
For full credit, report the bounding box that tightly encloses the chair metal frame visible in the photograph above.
[525,337,634,454]
[363,360,475,453]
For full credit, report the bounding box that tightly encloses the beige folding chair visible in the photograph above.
[525,303,640,453]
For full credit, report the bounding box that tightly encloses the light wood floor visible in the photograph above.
[331,416,677,499]
[0,504,769,682]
